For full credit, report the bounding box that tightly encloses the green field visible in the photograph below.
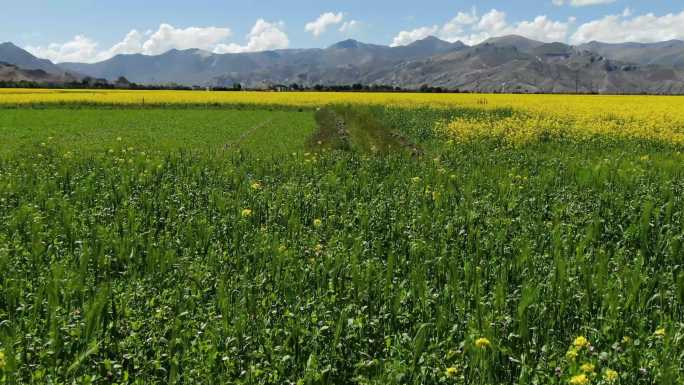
[0,105,682,384]
[0,108,316,155]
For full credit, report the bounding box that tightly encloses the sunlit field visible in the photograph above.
[0,92,682,384]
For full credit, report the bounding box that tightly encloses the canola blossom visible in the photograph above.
[4,89,683,145]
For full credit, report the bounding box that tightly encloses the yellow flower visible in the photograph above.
[0,350,5,370]
[241,208,253,218]
[250,181,262,190]
[622,336,631,344]
[580,363,595,373]
[573,336,590,349]
[604,369,618,383]
[565,348,579,361]
[445,366,458,378]
[475,337,491,349]
[569,374,589,385]
[411,177,421,183]
[313,218,323,228]
[654,328,665,337]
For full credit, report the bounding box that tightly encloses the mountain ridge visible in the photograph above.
[2,36,684,93]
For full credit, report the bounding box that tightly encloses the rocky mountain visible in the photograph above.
[58,37,466,86]
[375,39,684,94]
[578,40,684,68]
[0,61,77,83]
[2,36,684,93]
[0,42,64,74]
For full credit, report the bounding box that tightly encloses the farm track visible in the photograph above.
[223,117,274,150]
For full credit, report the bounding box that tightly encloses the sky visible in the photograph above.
[1,1,683,63]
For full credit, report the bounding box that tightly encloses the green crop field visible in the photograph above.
[0,103,682,385]
[0,108,316,155]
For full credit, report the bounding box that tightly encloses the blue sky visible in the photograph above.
[2,1,683,63]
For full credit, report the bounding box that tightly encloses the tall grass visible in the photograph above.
[1,122,682,383]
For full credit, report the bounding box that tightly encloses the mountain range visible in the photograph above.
[2,36,684,93]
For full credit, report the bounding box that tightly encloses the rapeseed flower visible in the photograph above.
[573,336,590,349]
[475,337,491,349]
[569,374,589,385]
[604,369,618,383]
[580,363,595,373]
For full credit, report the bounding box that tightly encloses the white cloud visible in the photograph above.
[141,24,232,55]
[440,8,478,41]
[339,20,360,34]
[26,35,100,63]
[305,12,344,37]
[553,0,616,6]
[24,21,291,63]
[391,9,572,46]
[390,26,439,47]
[214,19,289,53]
[106,30,144,56]
[571,10,684,44]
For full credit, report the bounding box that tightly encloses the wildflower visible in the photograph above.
[580,363,595,374]
[569,374,589,385]
[411,177,421,183]
[573,336,590,349]
[278,245,287,253]
[654,328,665,337]
[313,218,323,228]
[445,367,458,378]
[475,337,491,349]
[0,350,5,370]
[250,181,262,190]
[241,208,253,218]
[622,336,631,344]
[565,348,579,361]
[604,369,618,383]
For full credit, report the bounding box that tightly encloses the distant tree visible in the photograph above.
[115,76,131,89]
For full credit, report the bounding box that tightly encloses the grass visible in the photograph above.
[0,108,316,155]
[0,103,682,384]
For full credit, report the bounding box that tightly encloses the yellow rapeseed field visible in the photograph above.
[2,88,683,144]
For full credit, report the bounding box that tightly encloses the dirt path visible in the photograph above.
[223,118,274,150]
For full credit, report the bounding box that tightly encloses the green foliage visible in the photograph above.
[0,105,682,384]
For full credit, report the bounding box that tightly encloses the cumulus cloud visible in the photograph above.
[141,24,232,55]
[391,9,572,46]
[552,0,616,6]
[390,26,439,47]
[25,21,291,63]
[305,12,344,37]
[339,20,360,34]
[214,19,289,53]
[571,10,684,43]
[26,35,100,63]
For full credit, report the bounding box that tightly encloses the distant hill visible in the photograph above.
[58,37,465,87]
[2,36,684,93]
[0,42,64,74]
[578,40,684,68]
[0,61,77,83]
